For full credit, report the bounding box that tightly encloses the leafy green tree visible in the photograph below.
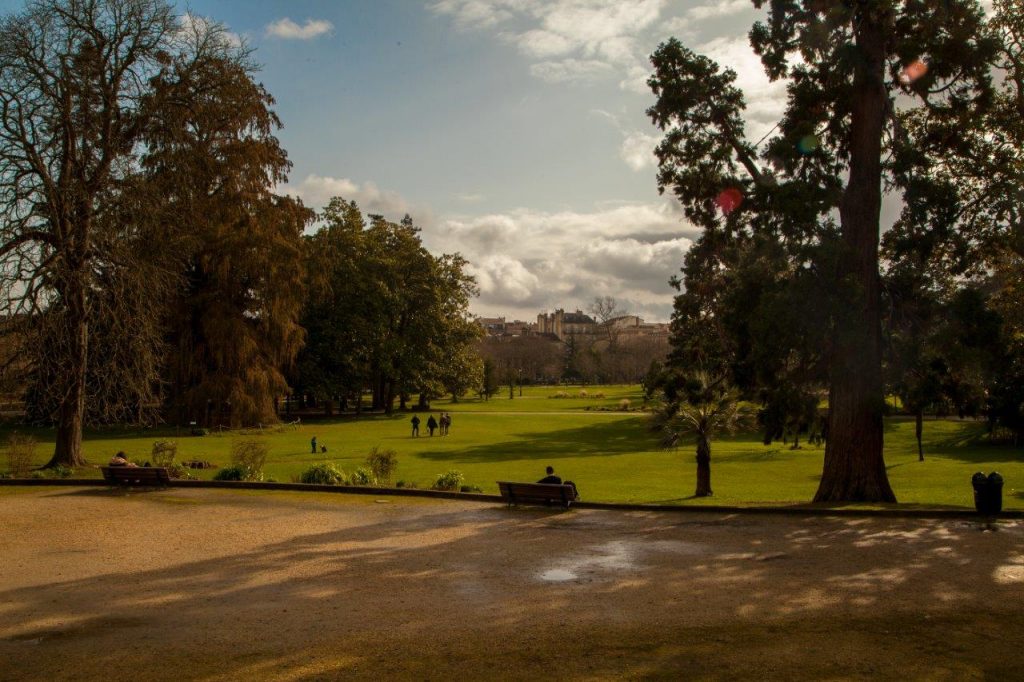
[296,204,478,415]
[295,199,372,411]
[648,1,996,502]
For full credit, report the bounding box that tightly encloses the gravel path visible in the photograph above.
[2,486,1024,680]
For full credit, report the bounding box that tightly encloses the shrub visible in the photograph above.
[460,484,483,493]
[349,467,376,486]
[549,391,569,399]
[190,427,208,436]
[164,464,195,480]
[395,480,419,489]
[229,439,268,481]
[151,441,178,467]
[300,462,347,485]
[432,470,464,491]
[366,446,398,484]
[5,433,35,478]
[619,399,631,411]
[594,392,605,399]
[51,464,73,479]
[213,465,246,481]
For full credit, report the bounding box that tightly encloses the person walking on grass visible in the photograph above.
[427,414,438,436]
[411,415,421,437]
[310,436,317,454]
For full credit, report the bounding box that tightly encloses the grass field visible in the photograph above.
[2,384,1022,509]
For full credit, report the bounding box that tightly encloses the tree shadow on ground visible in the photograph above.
[3,490,1024,680]
[416,418,659,463]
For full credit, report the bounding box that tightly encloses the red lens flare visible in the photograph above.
[715,188,743,215]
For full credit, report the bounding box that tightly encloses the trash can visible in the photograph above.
[972,471,1003,515]
[987,472,1004,514]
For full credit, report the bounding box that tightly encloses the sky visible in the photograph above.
[0,0,796,322]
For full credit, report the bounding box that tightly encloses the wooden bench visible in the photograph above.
[101,466,171,487]
[497,481,578,509]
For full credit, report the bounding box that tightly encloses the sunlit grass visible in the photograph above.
[2,385,1021,509]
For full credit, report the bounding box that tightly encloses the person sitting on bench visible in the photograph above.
[109,451,137,467]
[537,465,562,485]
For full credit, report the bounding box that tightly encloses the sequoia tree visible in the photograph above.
[649,1,996,501]
[143,28,310,427]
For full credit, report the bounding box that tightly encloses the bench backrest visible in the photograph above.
[497,481,575,507]
[101,466,171,485]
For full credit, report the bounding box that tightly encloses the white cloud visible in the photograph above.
[282,174,410,217]
[619,130,659,171]
[467,255,543,305]
[283,172,689,320]
[697,35,788,139]
[428,0,522,30]
[590,109,661,172]
[430,0,667,90]
[434,201,696,319]
[265,18,334,40]
[687,0,750,21]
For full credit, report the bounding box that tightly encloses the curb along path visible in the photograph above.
[1,478,1020,520]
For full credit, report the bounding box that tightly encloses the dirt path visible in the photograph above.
[2,487,1024,681]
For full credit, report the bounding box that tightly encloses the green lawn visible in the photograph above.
[3,384,1022,509]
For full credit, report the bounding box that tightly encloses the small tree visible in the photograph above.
[151,441,178,468]
[654,373,751,497]
[5,433,36,478]
[478,358,500,401]
[230,439,269,481]
[366,446,399,485]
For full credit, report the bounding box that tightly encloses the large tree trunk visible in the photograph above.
[815,11,896,503]
[694,436,712,497]
[46,281,89,469]
[384,381,395,415]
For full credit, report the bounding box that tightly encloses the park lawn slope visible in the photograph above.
[2,405,1021,509]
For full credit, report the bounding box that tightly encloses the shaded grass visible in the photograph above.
[1,388,1021,508]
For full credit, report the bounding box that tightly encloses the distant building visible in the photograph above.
[479,307,668,341]
[477,317,507,335]
[537,309,599,339]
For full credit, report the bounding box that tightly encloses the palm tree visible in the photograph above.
[654,375,751,497]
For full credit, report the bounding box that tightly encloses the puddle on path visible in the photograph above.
[539,569,578,582]
[535,539,707,584]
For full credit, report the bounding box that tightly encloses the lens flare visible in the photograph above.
[715,188,743,215]
[797,134,819,154]
[899,59,929,85]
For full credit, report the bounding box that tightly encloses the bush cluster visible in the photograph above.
[432,470,464,491]
[300,462,346,485]
[349,467,376,486]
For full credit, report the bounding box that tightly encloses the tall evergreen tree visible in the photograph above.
[143,28,311,427]
[649,1,996,501]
